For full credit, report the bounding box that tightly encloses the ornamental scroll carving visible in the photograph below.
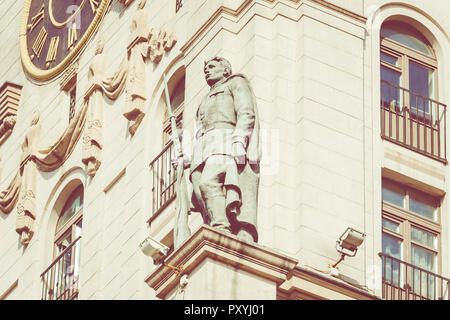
[123,0,177,135]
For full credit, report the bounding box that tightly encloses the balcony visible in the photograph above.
[149,141,176,218]
[380,80,447,163]
[379,253,450,300]
[40,236,81,300]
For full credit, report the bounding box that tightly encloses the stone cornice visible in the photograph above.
[278,265,380,300]
[180,0,367,57]
[145,225,298,299]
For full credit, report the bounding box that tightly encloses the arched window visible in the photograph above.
[381,21,437,113]
[41,185,83,300]
[380,21,446,162]
[55,185,83,256]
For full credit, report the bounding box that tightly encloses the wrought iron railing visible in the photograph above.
[149,141,176,217]
[379,252,450,300]
[41,236,81,300]
[380,80,447,163]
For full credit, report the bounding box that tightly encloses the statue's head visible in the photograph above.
[204,56,232,87]
[95,37,105,55]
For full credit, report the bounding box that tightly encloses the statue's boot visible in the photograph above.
[205,196,231,233]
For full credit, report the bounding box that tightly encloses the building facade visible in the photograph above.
[0,0,449,300]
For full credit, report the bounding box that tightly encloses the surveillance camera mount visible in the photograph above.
[163,261,184,273]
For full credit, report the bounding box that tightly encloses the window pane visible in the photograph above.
[411,226,437,249]
[381,22,432,56]
[382,185,405,208]
[381,52,398,66]
[382,233,403,285]
[57,186,84,233]
[381,66,401,109]
[382,218,400,233]
[382,233,403,259]
[411,244,436,273]
[409,61,434,115]
[409,196,436,221]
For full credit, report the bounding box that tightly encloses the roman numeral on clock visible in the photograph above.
[27,4,45,32]
[67,23,78,51]
[46,36,60,68]
[89,0,100,13]
[31,26,48,60]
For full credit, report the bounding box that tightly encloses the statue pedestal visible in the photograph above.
[145,225,298,300]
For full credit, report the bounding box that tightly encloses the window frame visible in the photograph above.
[380,23,439,118]
[382,179,442,275]
[53,187,83,278]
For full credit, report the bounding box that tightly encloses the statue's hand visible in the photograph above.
[171,153,191,170]
[232,142,246,166]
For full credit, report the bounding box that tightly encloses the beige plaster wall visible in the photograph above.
[1,0,450,300]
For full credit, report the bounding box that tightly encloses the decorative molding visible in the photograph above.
[180,0,366,58]
[59,61,79,92]
[0,82,21,146]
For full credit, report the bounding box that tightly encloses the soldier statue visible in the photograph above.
[183,56,261,243]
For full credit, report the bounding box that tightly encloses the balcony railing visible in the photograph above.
[149,141,176,217]
[41,236,81,300]
[379,253,450,300]
[380,80,447,163]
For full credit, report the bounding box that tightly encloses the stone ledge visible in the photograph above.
[145,225,298,299]
[278,266,380,300]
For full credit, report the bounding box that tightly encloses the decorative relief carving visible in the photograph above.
[0,82,22,146]
[16,109,41,245]
[0,1,178,244]
[82,38,105,177]
[124,0,149,135]
[59,61,79,92]
[118,0,135,7]
[121,0,177,135]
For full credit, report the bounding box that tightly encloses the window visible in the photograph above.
[41,185,83,300]
[381,21,437,113]
[380,21,446,162]
[381,178,442,299]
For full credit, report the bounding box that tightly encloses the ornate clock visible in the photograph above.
[20,0,110,81]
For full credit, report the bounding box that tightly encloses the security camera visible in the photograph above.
[139,236,169,265]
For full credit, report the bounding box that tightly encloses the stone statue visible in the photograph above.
[82,37,106,177]
[124,0,148,135]
[16,109,41,245]
[187,57,261,243]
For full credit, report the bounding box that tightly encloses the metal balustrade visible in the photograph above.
[379,252,450,300]
[41,236,81,300]
[149,141,176,217]
[380,80,447,163]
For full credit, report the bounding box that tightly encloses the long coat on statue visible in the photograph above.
[189,73,261,242]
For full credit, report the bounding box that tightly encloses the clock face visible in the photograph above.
[20,0,110,81]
